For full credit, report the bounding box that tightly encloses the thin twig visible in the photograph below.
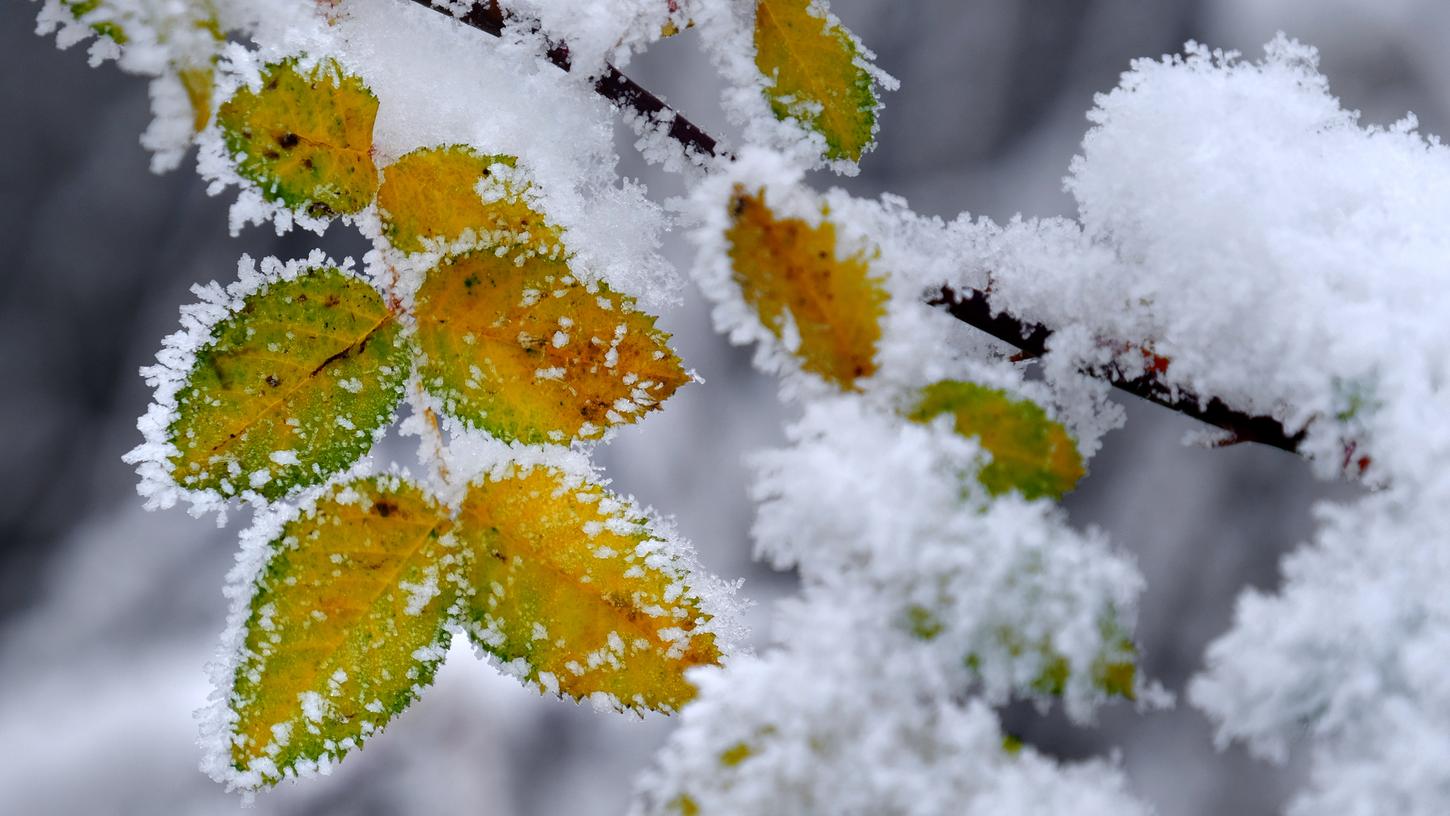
[407,0,1307,455]
[409,0,722,161]
[926,287,1305,454]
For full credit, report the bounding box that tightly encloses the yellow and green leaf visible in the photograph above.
[168,266,409,501]
[924,608,1137,701]
[65,0,128,44]
[179,65,216,134]
[909,380,1084,500]
[176,11,225,133]
[414,250,688,444]
[753,0,879,162]
[228,476,458,787]
[1026,639,1137,701]
[661,0,690,37]
[724,186,886,390]
[217,59,379,218]
[968,620,1137,702]
[376,146,564,257]
[455,465,721,712]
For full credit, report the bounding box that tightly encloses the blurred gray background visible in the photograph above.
[2,0,1442,813]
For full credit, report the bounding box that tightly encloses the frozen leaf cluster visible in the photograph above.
[37,0,1450,813]
[54,0,752,795]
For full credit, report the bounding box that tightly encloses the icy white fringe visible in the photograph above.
[122,251,374,520]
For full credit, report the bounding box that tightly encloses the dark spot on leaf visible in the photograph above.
[277,132,300,149]
[373,500,397,518]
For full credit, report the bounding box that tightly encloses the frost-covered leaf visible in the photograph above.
[753,0,879,162]
[176,12,223,133]
[66,0,127,44]
[660,0,691,37]
[217,59,379,218]
[179,65,216,133]
[909,380,1084,501]
[414,251,687,444]
[219,476,458,789]
[456,465,721,712]
[725,186,885,389]
[376,145,564,256]
[168,266,409,502]
[636,602,1154,816]
[1016,634,1138,702]
[913,603,1137,701]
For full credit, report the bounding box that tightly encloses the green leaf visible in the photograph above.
[908,380,1084,500]
[1028,647,1137,702]
[225,476,458,788]
[753,0,880,162]
[217,59,379,218]
[414,250,688,445]
[980,621,1138,702]
[65,0,128,44]
[455,465,722,712]
[168,266,409,501]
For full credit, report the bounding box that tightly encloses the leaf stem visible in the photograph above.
[381,257,454,486]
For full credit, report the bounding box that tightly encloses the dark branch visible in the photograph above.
[408,0,1306,455]
[408,0,723,161]
[927,287,1305,454]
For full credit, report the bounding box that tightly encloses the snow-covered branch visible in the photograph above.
[413,0,1308,455]
[408,0,722,161]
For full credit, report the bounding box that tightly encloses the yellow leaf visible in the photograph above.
[456,465,721,712]
[168,266,410,501]
[414,250,688,444]
[753,0,879,162]
[217,59,379,218]
[376,145,564,257]
[661,0,691,37]
[908,380,1084,500]
[724,186,886,389]
[179,66,215,133]
[177,11,224,133]
[226,476,458,788]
